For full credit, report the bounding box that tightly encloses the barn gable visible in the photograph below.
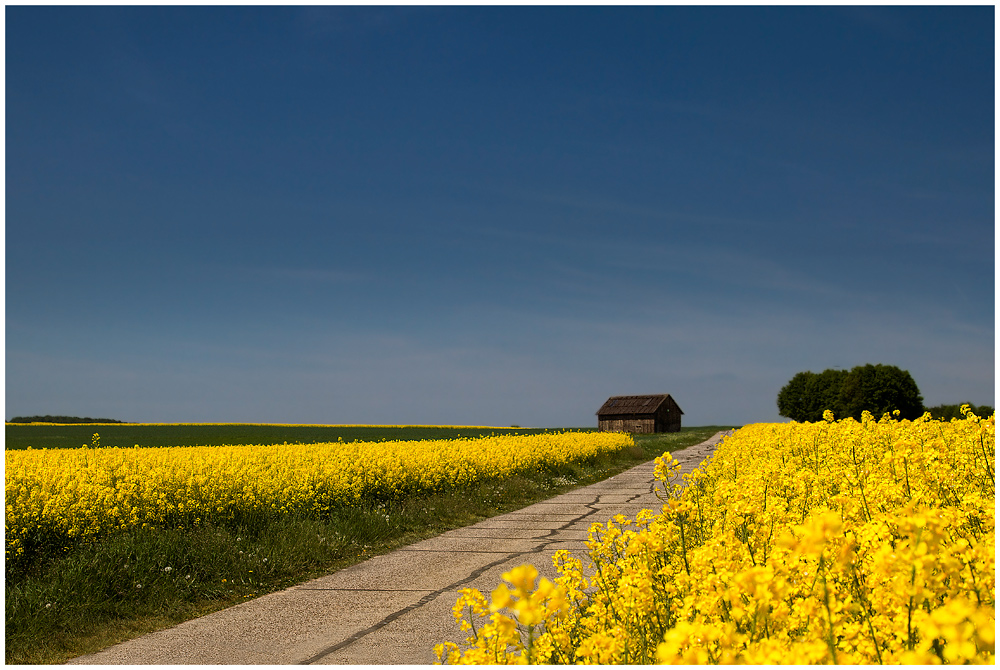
[596,394,683,433]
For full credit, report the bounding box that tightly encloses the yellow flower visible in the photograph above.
[440,410,995,664]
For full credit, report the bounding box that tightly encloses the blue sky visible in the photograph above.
[6,6,995,427]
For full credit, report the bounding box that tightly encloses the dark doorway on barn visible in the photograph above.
[596,394,683,433]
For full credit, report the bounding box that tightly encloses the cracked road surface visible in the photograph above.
[69,432,728,665]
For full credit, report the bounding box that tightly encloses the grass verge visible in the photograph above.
[5,426,733,664]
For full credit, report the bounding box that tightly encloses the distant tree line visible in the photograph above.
[777,364,925,422]
[7,415,125,424]
[925,403,995,421]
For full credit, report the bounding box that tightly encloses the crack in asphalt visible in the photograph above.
[300,488,643,665]
[302,435,727,664]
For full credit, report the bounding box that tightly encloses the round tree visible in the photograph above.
[777,369,848,422]
[838,363,924,420]
[777,371,815,422]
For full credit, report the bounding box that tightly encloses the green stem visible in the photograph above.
[678,515,691,576]
[902,458,911,501]
[819,557,839,664]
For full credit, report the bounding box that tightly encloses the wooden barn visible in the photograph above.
[596,394,683,433]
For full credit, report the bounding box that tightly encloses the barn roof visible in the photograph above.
[596,394,684,416]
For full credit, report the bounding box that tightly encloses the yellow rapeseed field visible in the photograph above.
[438,408,995,664]
[5,431,632,566]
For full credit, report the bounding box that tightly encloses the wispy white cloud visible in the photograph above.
[256,267,370,284]
[472,183,763,230]
[7,291,993,427]
[457,217,856,309]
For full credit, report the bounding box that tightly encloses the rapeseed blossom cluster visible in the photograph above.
[6,431,631,569]
[438,408,994,664]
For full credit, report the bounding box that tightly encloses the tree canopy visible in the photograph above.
[776,369,847,423]
[926,403,995,421]
[777,364,924,422]
[7,415,124,424]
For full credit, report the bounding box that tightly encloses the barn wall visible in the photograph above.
[655,417,682,433]
[598,416,656,433]
[599,412,680,432]
[654,401,682,432]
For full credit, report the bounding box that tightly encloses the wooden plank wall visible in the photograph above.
[598,417,656,433]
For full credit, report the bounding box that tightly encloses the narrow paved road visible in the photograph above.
[69,432,728,665]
